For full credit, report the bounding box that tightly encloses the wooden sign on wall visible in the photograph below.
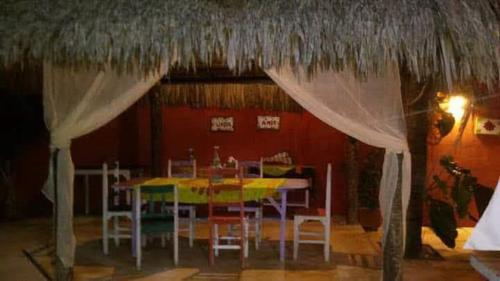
[257,116,280,130]
[211,116,234,132]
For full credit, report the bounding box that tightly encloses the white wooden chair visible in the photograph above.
[102,162,132,255]
[165,158,196,247]
[293,163,332,262]
[227,159,263,249]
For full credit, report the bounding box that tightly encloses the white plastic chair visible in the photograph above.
[102,162,132,255]
[226,159,263,249]
[165,158,196,247]
[293,163,332,262]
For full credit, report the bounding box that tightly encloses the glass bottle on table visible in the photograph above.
[212,146,222,182]
[212,146,221,168]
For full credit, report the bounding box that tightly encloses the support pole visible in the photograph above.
[382,153,403,281]
[346,137,359,224]
[150,90,163,177]
[401,68,429,258]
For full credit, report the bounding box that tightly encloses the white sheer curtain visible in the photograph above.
[42,62,164,268]
[464,178,500,250]
[265,65,411,247]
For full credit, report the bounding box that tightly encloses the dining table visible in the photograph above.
[112,176,309,262]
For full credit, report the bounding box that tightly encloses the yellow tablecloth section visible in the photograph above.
[134,177,286,203]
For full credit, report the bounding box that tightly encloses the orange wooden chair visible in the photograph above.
[207,167,249,267]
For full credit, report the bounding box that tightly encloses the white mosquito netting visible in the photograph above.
[42,62,164,268]
[464,178,500,250]
[265,64,411,248]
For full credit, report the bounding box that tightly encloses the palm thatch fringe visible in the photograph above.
[144,83,303,112]
[0,0,498,86]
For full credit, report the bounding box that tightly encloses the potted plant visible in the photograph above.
[358,151,383,232]
[427,155,477,248]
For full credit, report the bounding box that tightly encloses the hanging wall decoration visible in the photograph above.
[257,116,280,130]
[475,117,500,135]
[210,116,234,132]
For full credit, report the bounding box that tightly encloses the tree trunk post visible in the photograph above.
[382,153,404,281]
[401,69,430,258]
[150,90,163,177]
[346,137,359,224]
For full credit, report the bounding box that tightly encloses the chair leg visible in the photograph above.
[293,218,299,260]
[136,231,142,270]
[214,224,219,257]
[189,207,195,248]
[254,210,260,250]
[244,219,249,258]
[102,216,109,255]
[240,221,245,268]
[113,216,120,246]
[208,222,214,266]
[259,206,263,243]
[174,230,179,265]
[323,220,331,262]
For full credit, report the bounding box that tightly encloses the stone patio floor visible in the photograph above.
[0,216,483,280]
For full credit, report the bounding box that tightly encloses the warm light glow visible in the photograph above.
[447,95,467,120]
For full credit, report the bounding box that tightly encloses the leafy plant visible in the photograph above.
[427,155,477,248]
[428,199,458,248]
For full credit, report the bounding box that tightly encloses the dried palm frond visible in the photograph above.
[143,82,303,112]
[0,0,498,85]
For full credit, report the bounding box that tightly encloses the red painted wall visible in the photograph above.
[161,106,348,214]
[70,104,349,215]
[427,92,500,226]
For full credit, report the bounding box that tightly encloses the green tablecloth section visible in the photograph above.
[262,165,295,176]
[134,177,286,203]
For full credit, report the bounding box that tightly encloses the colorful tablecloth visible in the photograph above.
[134,177,286,203]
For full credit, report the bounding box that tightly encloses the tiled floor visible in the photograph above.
[0,216,483,280]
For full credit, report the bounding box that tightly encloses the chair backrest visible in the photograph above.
[325,163,332,219]
[238,160,263,178]
[141,185,179,233]
[168,159,197,178]
[102,162,131,209]
[207,167,244,219]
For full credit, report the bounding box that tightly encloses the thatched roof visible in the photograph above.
[146,82,303,112]
[0,0,498,85]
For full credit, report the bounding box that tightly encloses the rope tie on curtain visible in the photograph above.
[50,136,71,149]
